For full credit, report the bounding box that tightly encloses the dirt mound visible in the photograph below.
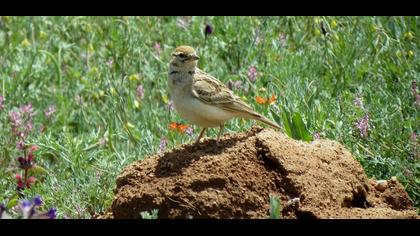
[104,127,418,219]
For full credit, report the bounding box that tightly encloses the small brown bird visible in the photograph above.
[168,45,280,145]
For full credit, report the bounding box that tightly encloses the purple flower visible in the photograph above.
[99,137,107,146]
[159,138,167,152]
[313,132,321,140]
[106,58,114,68]
[19,103,34,117]
[247,66,258,83]
[226,80,243,91]
[355,114,369,138]
[47,208,57,219]
[33,196,42,206]
[354,94,363,108]
[136,85,144,100]
[154,42,162,58]
[16,140,25,150]
[0,95,4,111]
[185,127,194,137]
[410,133,417,142]
[279,32,287,46]
[204,24,213,37]
[44,105,56,119]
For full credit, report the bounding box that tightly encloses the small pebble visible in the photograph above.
[375,180,388,192]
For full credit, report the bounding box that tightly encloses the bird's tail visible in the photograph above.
[247,112,281,130]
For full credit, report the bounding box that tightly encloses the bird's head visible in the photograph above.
[170,45,200,71]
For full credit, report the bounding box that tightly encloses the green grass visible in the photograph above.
[0,16,419,218]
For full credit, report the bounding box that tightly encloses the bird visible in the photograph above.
[167,45,280,145]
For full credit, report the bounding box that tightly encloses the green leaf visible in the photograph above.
[7,194,19,209]
[292,112,313,141]
[29,165,48,175]
[269,195,281,219]
[280,106,293,138]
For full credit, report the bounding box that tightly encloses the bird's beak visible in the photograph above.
[189,54,200,60]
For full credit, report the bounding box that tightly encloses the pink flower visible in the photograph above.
[248,66,258,83]
[0,95,4,111]
[44,105,56,119]
[154,42,162,58]
[355,114,369,138]
[410,133,417,142]
[313,132,321,140]
[136,85,144,100]
[354,94,363,108]
[159,138,167,152]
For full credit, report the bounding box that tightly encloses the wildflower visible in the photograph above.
[278,32,286,46]
[407,50,414,58]
[226,80,243,91]
[354,94,363,108]
[331,20,338,29]
[128,74,140,82]
[106,58,114,68]
[404,31,414,40]
[256,94,276,105]
[154,42,162,58]
[21,38,31,47]
[169,122,189,134]
[39,31,47,40]
[33,196,43,206]
[159,138,167,152]
[47,208,57,219]
[204,24,213,37]
[44,105,56,119]
[0,95,4,111]
[247,66,258,83]
[185,127,194,137]
[410,133,417,142]
[136,85,144,100]
[313,132,321,140]
[355,114,369,138]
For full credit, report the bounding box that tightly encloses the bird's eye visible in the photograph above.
[179,53,185,58]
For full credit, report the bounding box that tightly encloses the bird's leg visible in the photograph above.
[195,128,207,145]
[216,124,224,145]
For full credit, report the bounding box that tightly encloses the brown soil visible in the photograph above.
[101,127,419,219]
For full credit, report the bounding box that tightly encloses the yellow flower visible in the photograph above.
[258,87,267,93]
[407,50,414,58]
[331,20,338,29]
[98,90,105,97]
[39,31,47,40]
[314,29,321,36]
[314,17,320,25]
[125,122,135,129]
[88,67,99,76]
[128,74,140,81]
[21,38,31,47]
[109,87,116,96]
[88,43,94,54]
[162,94,169,104]
[134,100,140,109]
[404,31,414,40]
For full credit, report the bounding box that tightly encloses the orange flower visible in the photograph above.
[255,94,276,105]
[169,122,189,133]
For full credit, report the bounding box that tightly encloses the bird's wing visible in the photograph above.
[192,69,256,115]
